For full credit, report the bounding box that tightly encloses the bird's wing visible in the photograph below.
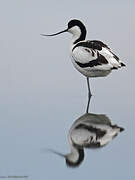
[75,123,106,138]
[72,40,122,69]
[71,123,106,147]
[85,114,112,125]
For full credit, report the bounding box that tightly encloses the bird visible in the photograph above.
[45,113,124,168]
[41,19,126,113]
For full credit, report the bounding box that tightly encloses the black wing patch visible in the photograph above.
[90,40,110,49]
[72,40,110,51]
[75,124,106,139]
[75,54,108,68]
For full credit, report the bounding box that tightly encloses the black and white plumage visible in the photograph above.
[65,113,124,167]
[41,19,126,112]
[71,40,125,77]
[46,113,124,168]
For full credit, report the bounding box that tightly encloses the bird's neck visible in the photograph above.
[67,129,84,165]
[70,35,84,51]
[70,26,86,44]
[67,146,84,166]
[70,31,86,52]
[72,33,86,44]
[68,146,80,162]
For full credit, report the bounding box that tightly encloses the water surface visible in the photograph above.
[0,0,134,179]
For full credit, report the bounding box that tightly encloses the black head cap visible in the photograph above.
[67,19,87,44]
[68,19,85,29]
[65,148,84,168]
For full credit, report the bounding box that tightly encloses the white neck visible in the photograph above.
[67,132,80,163]
[68,26,81,46]
[67,145,79,163]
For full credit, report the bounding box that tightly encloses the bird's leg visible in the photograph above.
[86,77,92,113]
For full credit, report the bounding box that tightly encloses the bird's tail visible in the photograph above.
[120,62,126,67]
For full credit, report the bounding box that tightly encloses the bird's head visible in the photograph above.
[65,148,84,168]
[44,147,84,168]
[41,19,86,43]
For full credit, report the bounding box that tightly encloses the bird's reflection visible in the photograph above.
[47,112,124,168]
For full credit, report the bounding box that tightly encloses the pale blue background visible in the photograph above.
[0,0,134,179]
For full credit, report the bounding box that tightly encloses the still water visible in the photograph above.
[0,83,133,180]
[44,107,124,168]
[0,1,135,180]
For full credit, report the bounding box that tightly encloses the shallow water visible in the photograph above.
[0,0,135,180]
